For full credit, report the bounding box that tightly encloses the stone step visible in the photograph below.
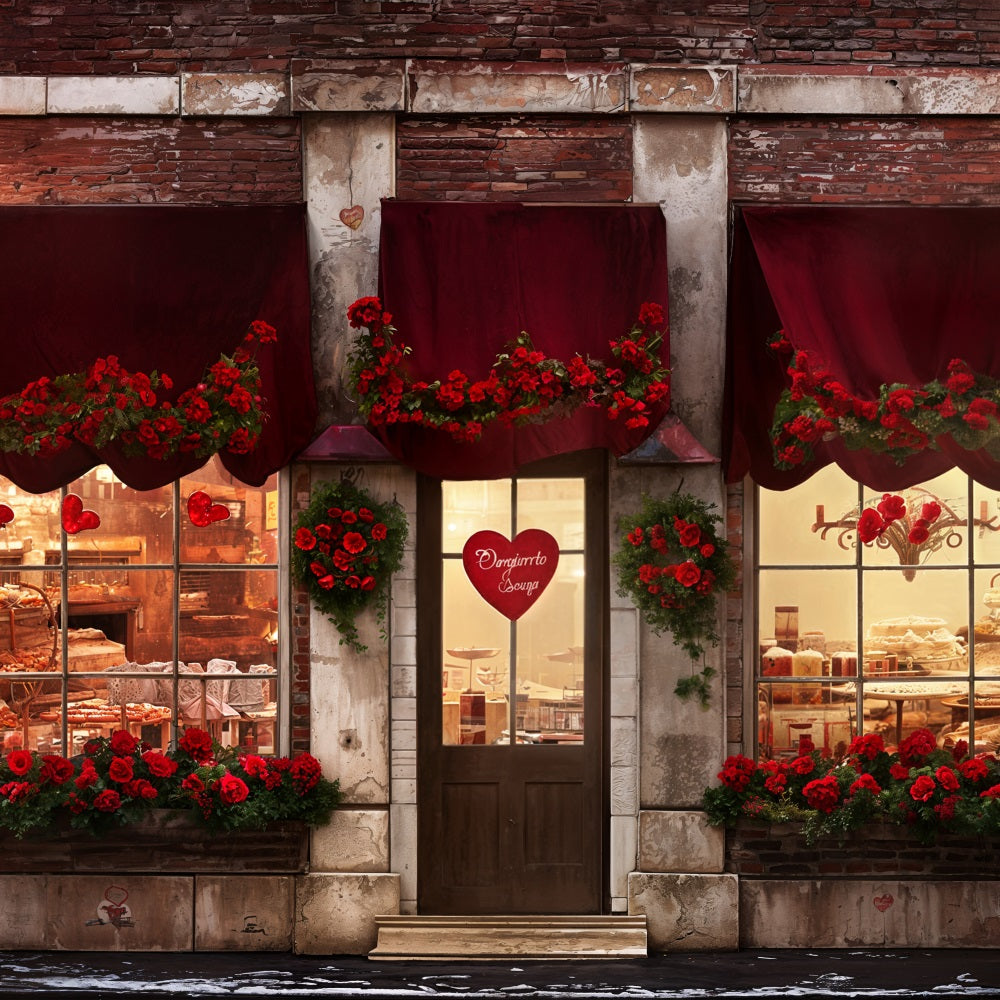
[369,914,648,961]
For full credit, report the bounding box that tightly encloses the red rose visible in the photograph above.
[39,755,74,785]
[857,507,885,544]
[908,522,930,545]
[179,728,214,763]
[980,784,1000,799]
[789,755,815,776]
[674,560,701,588]
[909,775,937,802]
[5,749,33,776]
[935,765,960,792]
[372,523,388,541]
[677,523,701,548]
[890,763,911,780]
[700,543,715,558]
[295,527,317,551]
[803,774,840,813]
[109,730,139,756]
[342,532,367,554]
[218,772,249,804]
[108,756,134,783]
[849,773,881,796]
[921,501,942,523]
[877,494,907,522]
[181,773,205,792]
[93,789,122,812]
[240,754,269,778]
[75,760,98,789]
[959,757,990,782]
[142,751,178,778]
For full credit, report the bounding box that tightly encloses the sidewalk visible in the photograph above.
[2,949,1000,998]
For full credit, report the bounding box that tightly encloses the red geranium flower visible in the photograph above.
[179,727,214,763]
[108,756,135,784]
[218,772,249,804]
[909,775,937,802]
[93,789,122,813]
[295,527,317,551]
[109,730,139,756]
[5,749,33,776]
[342,532,367,554]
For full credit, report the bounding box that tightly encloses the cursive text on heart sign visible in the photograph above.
[462,529,559,621]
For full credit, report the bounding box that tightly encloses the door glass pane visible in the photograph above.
[441,475,586,747]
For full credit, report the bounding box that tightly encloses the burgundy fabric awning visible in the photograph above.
[0,204,315,493]
[725,205,1000,491]
[372,200,671,479]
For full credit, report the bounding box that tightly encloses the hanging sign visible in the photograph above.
[462,529,559,621]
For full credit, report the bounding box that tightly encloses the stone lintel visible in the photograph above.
[47,76,179,115]
[182,72,288,116]
[407,59,627,114]
[738,66,1000,116]
[0,76,46,114]
[631,66,735,113]
[291,59,405,112]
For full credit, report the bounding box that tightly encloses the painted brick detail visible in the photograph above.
[0,116,301,204]
[729,117,1000,204]
[395,115,632,202]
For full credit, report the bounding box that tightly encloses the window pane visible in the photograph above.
[517,478,585,550]
[760,464,858,566]
[759,568,858,655]
[758,683,855,760]
[442,480,511,555]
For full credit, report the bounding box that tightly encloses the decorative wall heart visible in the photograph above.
[187,491,231,527]
[873,893,894,912]
[62,494,100,534]
[462,529,559,621]
[339,205,365,230]
[0,505,12,528]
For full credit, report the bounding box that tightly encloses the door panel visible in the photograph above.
[418,453,606,915]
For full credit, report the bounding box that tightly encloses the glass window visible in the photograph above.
[0,456,281,756]
[441,477,586,746]
[755,468,1000,760]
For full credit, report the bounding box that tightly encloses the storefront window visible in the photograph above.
[441,477,586,746]
[0,456,280,756]
[755,465,1000,759]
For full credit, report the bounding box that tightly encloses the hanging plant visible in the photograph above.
[613,492,736,707]
[291,479,409,654]
[768,332,1000,470]
[345,296,670,443]
[0,320,276,461]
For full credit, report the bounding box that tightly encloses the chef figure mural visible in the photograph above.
[462,529,559,620]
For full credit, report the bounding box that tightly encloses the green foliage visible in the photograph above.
[291,478,409,653]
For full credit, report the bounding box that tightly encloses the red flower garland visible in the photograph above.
[0,320,276,461]
[769,334,1000,470]
[345,297,670,444]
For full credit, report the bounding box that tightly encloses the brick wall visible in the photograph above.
[725,482,744,757]
[729,116,1000,204]
[395,115,632,202]
[728,822,1000,877]
[0,116,302,204]
[9,3,1000,72]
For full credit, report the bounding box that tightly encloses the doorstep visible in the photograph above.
[368,914,648,960]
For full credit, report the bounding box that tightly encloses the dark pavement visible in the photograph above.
[2,949,1000,998]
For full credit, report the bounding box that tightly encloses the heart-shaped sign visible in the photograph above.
[187,491,231,527]
[873,893,894,912]
[62,494,100,535]
[462,529,559,621]
[0,505,12,528]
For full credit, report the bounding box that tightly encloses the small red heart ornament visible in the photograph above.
[873,893,894,912]
[187,491,231,527]
[462,529,559,621]
[0,505,12,528]
[62,494,100,534]
[339,205,365,230]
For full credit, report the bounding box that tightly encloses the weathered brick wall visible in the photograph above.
[8,3,1000,72]
[729,116,1000,204]
[0,3,751,72]
[728,823,1000,877]
[395,115,632,201]
[0,116,302,204]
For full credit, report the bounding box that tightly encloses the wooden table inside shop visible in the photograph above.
[866,681,963,745]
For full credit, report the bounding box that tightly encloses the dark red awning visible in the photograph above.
[0,204,315,493]
[725,205,1000,491]
[369,200,672,479]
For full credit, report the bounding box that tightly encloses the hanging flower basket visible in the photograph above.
[613,492,736,707]
[291,479,409,654]
[344,296,670,443]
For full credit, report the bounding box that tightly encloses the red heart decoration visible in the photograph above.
[62,494,100,534]
[0,505,12,528]
[187,491,231,528]
[462,529,559,621]
[873,893,894,912]
[339,205,365,230]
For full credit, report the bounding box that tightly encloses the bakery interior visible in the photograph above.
[0,456,279,756]
[757,464,1000,760]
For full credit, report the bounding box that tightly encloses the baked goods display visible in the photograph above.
[37,698,171,727]
[0,585,46,610]
[0,648,54,673]
[0,702,17,728]
[865,616,965,661]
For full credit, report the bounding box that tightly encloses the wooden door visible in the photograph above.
[417,453,606,915]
